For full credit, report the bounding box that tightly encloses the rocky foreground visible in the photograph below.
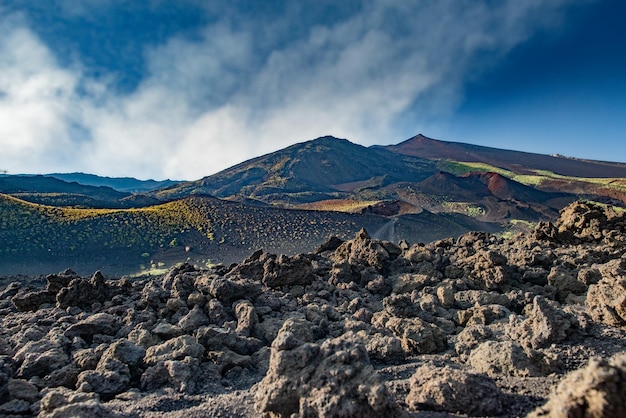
[1,201,626,417]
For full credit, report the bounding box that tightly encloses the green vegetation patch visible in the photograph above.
[441,201,486,217]
[0,194,215,259]
[439,161,626,193]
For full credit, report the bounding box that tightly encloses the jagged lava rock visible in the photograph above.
[586,257,626,327]
[406,363,504,416]
[255,330,399,417]
[529,353,626,418]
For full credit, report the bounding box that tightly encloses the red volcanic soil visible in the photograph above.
[417,171,565,205]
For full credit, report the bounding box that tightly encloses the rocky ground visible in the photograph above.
[0,200,625,417]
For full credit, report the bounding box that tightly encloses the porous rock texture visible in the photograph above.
[528,353,626,418]
[406,363,503,416]
[0,201,624,417]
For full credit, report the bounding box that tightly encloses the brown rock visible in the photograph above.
[144,335,205,365]
[586,258,626,327]
[262,254,314,288]
[506,296,577,349]
[406,363,503,416]
[255,331,398,417]
[468,340,554,377]
[529,353,626,418]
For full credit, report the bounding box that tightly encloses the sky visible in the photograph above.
[1,0,625,180]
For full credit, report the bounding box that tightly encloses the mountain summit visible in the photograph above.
[155,136,437,203]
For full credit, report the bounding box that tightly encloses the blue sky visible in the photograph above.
[0,0,624,180]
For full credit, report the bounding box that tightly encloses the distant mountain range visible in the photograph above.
[2,134,625,275]
[46,173,181,193]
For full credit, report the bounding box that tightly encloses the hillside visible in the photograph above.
[394,171,574,221]
[46,172,181,193]
[0,175,162,208]
[153,136,438,204]
[385,134,626,178]
[151,135,591,226]
[0,193,500,275]
[377,134,626,206]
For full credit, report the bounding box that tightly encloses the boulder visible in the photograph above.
[39,387,100,416]
[64,313,122,340]
[547,265,587,301]
[555,201,609,240]
[196,325,263,356]
[45,269,79,294]
[586,258,626,327]
[262,254,314,288]
[151,322,183,340]
[406,363,503,416]
[8,379,39,403]
[506,296,577,349]
[178,305,211,333]
[40,399,121,418]
[454,324,493,362]
[100,339,145,373]
[144,335,205,365]
[529,353,626,418]
[468,340,555,377]
[11,290,55,312]
[56,271,110,309]
[332,228,390,272]
[255,331,398,417]
[314,236,344,254]
[76,366,129,400]
[373,314,447,355]
[0,399,32,415]
[13,340,69,379]
[0,282,21,300]
[40,363,81,389]
[209,277,261,304]
[234,300,258,337]
[163,356,202,393]
[362,332,405,364]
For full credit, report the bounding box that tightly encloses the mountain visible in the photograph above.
[380,134,626,205]
[153,136,438,204]
[46,172,182,193]
[0,175,142,208]
[0,173,180,208]
[385,134,626,178]
[150,134,619,225]
[3,133,626,276]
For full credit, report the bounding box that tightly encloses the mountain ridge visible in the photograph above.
[384,134,626,177]
[153,135,438,203]
[45,172,182,193]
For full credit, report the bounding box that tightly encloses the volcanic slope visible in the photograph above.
[0,193,498,276]
[386,134,626,178]
[384,171,576,222]
[153,136,438,205]
[151,135,608,225]
[384,134,626,205]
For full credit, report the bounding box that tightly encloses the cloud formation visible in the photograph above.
[0,0,581,180]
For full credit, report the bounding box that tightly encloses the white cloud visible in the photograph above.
[0,16,80,172]
[0,0,583,179]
